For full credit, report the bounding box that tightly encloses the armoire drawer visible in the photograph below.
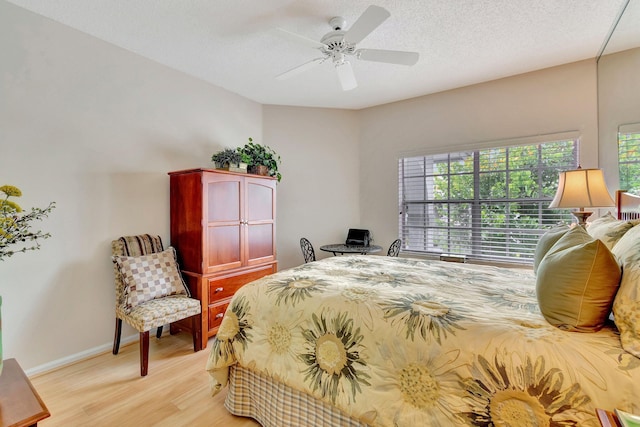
[208,265,276,302]
[208,301,230,331]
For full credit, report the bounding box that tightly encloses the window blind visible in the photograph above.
[619,125,640,195]
[398,139,578,264]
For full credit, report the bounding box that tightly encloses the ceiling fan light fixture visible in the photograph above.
[335,61,357,91]
[329,16,346,31]
[275,5,418,91]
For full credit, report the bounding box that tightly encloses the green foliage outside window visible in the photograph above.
[400,140,577,263]
[619,132,640,195]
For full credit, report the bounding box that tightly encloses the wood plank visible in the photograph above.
[29,335,259,427]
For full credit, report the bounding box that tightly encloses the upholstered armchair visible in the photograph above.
[111,234,201,376]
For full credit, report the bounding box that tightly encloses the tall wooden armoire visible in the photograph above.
[168,168,277,350]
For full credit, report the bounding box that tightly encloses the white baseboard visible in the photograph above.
[26,333,139,376]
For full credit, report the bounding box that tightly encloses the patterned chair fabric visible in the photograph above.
[111,234,201,376]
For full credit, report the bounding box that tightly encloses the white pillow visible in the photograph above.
[587,212,639,250]
[612,224,640,357]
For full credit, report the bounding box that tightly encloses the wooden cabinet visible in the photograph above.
[168,168,277,350]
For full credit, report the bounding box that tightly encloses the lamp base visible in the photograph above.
[571,210,593,226]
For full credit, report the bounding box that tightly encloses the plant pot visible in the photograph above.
[214,162,230,171]
[250,165,269,176]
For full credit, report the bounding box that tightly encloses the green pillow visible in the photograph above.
[536,226,621,332]
[533,225,570,274]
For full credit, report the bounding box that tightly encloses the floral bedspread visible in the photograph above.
[206,256,640,427]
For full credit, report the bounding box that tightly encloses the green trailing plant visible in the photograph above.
[237,150,252,165]
[211,148,242,168]
[238,137,282,182]
[0,185,55,261]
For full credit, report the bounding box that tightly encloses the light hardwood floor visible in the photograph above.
[30,333,261,427]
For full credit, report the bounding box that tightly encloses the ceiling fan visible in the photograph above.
[276,5,419,91]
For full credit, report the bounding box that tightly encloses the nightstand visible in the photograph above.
[0,358,50,427]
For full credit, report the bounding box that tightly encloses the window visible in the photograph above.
[619,124,640,195]
[399,139,578,264]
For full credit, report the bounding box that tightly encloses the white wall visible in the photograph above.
[0,1,361,372]
[0,0,263,370]
[598,47,640,188]
[263,105,360,268]
[358,60,599,247]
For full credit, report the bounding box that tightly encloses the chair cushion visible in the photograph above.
[536,226,621,332]
[113,247,189,312]
[112,235,165,308]
[115,295,201,332]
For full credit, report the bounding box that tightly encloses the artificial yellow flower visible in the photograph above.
[0,199,22,213]
[0,185,22,197]
[0,184,54,261]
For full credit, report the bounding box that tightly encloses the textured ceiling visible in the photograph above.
[6,0,632,110]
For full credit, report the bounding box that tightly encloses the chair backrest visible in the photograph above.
[387,238,401,257]
[300,237,316,263]
[111,234,164,309]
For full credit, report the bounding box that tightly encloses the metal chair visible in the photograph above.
[387,238,402,257]
[300,237,316,263]
[111,234,201,376]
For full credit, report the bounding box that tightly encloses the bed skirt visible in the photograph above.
[226,364,368,427]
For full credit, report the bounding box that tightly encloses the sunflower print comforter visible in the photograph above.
[206,256,640,427]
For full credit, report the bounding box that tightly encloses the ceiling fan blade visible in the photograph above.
[356,49,419,66]
[343,5,390,45]
[276,57,326,80]
[335,61,357,91]
[276,28,328,50]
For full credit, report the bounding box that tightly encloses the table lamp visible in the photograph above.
[548,167,615,226]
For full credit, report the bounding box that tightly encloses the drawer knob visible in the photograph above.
[215,313,224,319]
[214,287,224,293]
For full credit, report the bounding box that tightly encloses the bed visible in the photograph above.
[206,193,640,427]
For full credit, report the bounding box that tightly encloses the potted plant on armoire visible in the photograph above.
[237,138,282,182]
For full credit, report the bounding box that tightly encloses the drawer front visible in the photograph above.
[208,301,230,331]
[208,275,245,302]
[208,264,276,302]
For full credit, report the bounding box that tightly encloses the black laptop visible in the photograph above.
[345,229,371,247]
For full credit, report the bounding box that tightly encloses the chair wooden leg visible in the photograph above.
[140,331,149,376]
[113,318,122,355]
[192,314,201,352]
[156,325,163,339]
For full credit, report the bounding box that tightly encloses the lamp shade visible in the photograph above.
[548,168,615,209]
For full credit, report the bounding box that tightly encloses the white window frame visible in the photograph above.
[398,135,579,265]
[619,123,640,195]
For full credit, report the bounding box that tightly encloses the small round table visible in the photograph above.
[320,244,383,256]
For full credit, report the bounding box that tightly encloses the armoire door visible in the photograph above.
[244,176,276,267]
[204,173,243,273]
